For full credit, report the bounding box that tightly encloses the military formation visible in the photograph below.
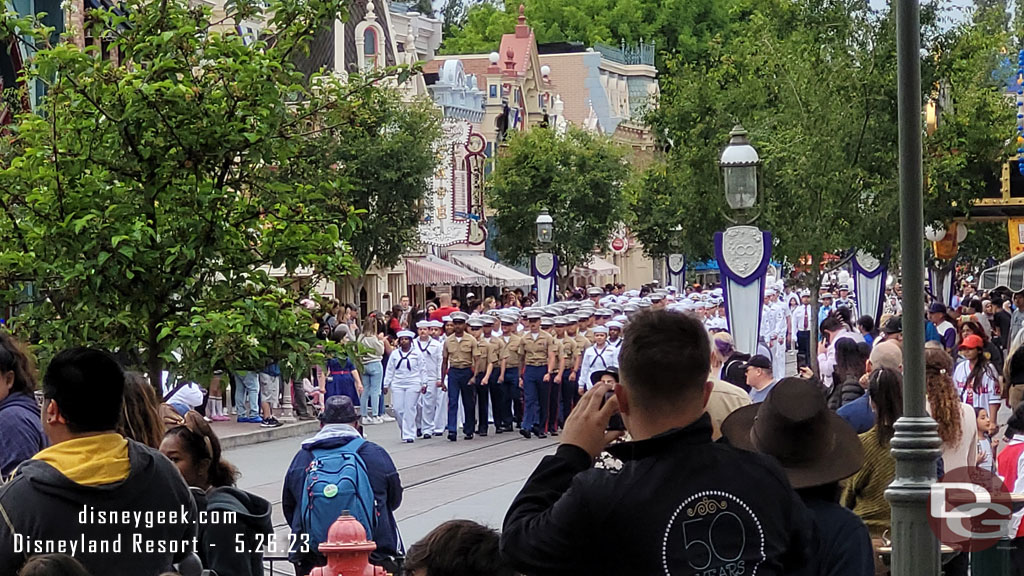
[391,285,731,443]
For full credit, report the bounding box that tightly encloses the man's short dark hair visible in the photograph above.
[43,348,125,433]
[404,520,515,576]
[618,311,710,410]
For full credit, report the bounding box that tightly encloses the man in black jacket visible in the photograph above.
[501,310,813,575]
[0,348,197,576]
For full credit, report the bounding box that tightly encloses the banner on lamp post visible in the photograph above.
[928,259,957,308]
[666,254,686,290]
[533,252,558,306]
[714,226,772,356]
[852,249,890,323]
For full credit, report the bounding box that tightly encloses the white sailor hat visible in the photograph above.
[396,330,416,340]
[689,293,701,301]
[441,315,452,323]
[703,301,716,309]
[606,320,624,329]
[821,292,834,300]
[467,316,487,328]
[592,325,609,335]
[540,317,555,327]
[554,316,569,326]
[612,315,628,323]
[576,309,594,319]
[565,314,580,323]
[499,314,518,324]
[587,287,604,296]
[765,287,777,297]
[525,309,543,320]
[650,293,664,302]
[450,311,469,322]
[637,299,652,309]
[416,320,432,329]
[666,285,677,293]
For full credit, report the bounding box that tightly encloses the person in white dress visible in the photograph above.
[414,320,444,439]
[384,330,425,443]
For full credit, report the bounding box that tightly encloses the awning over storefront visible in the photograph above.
[448,253,534,288]
[572,255,621,278]
[978,252,1024,292]
[405,255,487,286]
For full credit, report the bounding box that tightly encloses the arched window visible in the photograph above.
[363,27,378,68]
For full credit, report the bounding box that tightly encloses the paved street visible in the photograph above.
[225,423,558,574]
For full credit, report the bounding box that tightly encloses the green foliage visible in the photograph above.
[923,16,1014,228]
[636,0,906,274]
[487,126,628,275]
[0,0,432,385]
[439,0,729,62]
[439,2,516,55]
[288,93,441,275]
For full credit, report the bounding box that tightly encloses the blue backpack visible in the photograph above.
[299,437,377,552]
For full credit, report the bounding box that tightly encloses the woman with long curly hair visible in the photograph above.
[117,372,167,449]
[925,349,977,472]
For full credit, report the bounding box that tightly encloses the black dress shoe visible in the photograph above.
[495,428,504,434]
[478,431,488,437]
[534,429,547,439]
[448,433,457,442]
[422,434,432,440]
[464,434,474,440]
[519,429,532,439]
[417,428,422,437]
[549,430,559,437]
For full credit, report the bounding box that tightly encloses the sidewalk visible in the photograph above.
[211,417,320,450]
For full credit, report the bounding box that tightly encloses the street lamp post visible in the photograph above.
[714,125,773,356]
[533,209,558,305]
[887,0,942,574]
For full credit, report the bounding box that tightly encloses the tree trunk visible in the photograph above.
[146,316,163,393]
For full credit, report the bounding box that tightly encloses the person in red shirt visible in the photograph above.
[430,293,459,322]
[997,402,1024,568]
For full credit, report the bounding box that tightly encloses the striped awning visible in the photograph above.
[978,252,1024,292]
[405,255,487,286]
[448,253,534,288]
[572,255,621,278]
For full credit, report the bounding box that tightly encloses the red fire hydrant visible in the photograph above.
[310,514,388,576]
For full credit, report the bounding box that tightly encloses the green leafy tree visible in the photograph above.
[0,0,428,386]
[288,92,441,299]
[439,1,515,54]
[439,0,729,62]
[488,126,628,283]
[923,17,1014,228]
[633,0,909,369]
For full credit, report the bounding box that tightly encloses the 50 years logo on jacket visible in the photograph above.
[662,491,764,575]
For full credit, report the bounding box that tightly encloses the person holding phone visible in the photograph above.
[501,310,812,575]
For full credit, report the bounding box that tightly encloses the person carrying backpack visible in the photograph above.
[282,395,404,575]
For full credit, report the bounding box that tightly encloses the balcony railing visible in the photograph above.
[593,40,655,67]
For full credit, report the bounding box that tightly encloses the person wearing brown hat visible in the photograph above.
[722,378,872,576]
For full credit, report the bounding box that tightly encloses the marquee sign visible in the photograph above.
[419,119,488,247]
